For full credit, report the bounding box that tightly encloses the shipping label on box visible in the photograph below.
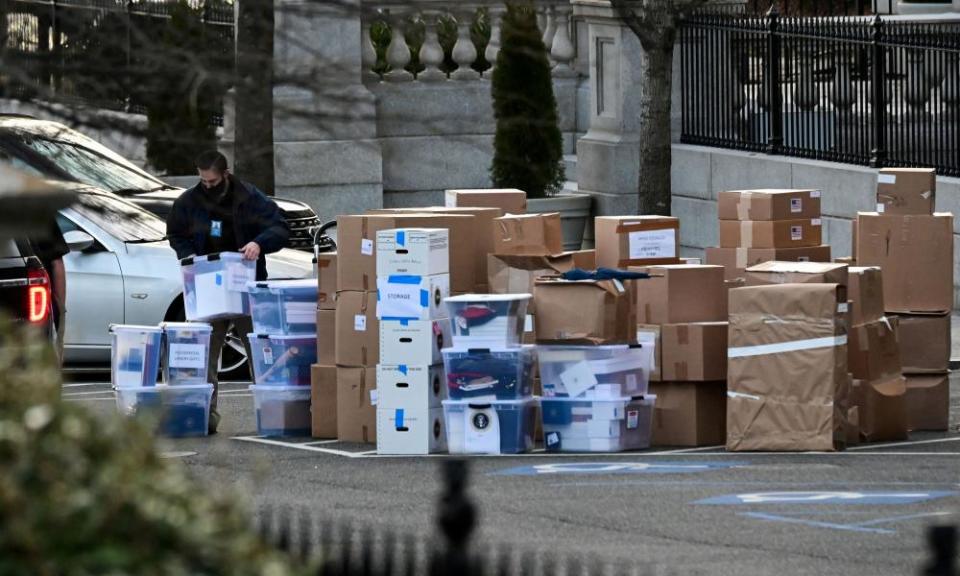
[376,273,450,321]
[376,407,446,455]
[380,318,451,365]
[595,216,680,268]
[877,168,936,215]
[376,228,449,278]
[377,364,446,411]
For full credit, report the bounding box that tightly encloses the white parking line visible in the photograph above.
[233,435,372,458]
[848,437,960,451]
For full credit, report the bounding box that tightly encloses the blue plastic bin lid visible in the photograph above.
[110,324,162,334]
[160,322,213,333]
[246,278,319,294]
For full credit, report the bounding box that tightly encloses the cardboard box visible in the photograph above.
[719,218,823,249]
[718,189,822,221]
[492,212,564,256]
[534,277,636,344]
[849,377,908,442]
[571,250,596,269]
[595,216,680,268]
[660,322,728,381]
[705,245,832,281]
[379,319,452,365]
[636,325,661,381]
[727,283,849,452]
[376,407,446,455]
[848,267,884,327]
[895,312,951,373]
[877,168,936,215]
[316,252,337,310]
[310,364,337,439]
[376,228,449,278]
[377,364,445,411]
[848,317,902,382]
[376,273,450,321]
[337,213,474,293]
[337,366,377,443]
[445,188,527,214]
[835,256,856,265]
[634,265,726,325]
[650,382,726,447]
[851,218,858,261]
[334,291,379,366]
[856,213,954,313]
[487,253,581,314]
[904,373,950,431]
[745,261,848,288]
[316,309,335,365]
[370,207,502,291]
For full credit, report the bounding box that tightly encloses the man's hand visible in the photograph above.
[240,242,261,261]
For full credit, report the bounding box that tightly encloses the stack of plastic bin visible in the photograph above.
[441,294,537,454]
[537,345,656,452]
[180,252,256,321]
[246,279,319,437]
[112,324,213,438]
[376,228,452,455]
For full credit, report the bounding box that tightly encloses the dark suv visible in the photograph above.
[0,236,53,335]
[0,115,320,251]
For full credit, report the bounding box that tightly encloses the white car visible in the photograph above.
[57,184,316,375]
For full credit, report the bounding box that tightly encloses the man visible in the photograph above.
[31,220,69,364]
[166,151,289,434]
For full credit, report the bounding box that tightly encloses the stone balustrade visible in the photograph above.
[361,0,581,83]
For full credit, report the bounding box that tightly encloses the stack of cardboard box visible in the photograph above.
[310,252,338,439]
[706,190,831,281]
[856,168,954,432]
[727,282,850,451]
[635,265,728,447]
[375,228,452,454]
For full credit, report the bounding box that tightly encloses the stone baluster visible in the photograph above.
[541,4,557,64]
[793,57,819,111]
[361,13,379,83]
[419,10,447,82]
[831,59,856,112]
[550,5,576,78]
[941,55,960,120]
[450,8,480,81]
[483,6,504,78]
[905,49,931,117]
[384,9,414,83]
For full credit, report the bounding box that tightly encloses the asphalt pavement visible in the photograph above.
[65,370,960,576]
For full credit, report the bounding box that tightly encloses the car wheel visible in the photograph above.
[218,323,251,382]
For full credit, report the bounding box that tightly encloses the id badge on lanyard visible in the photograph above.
[210,220,223,238]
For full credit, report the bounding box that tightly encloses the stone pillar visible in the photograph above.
[572,0,644,215]
[268,0,383,216]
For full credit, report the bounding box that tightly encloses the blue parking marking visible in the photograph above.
[696,491,958,505]
[493,461,746,476]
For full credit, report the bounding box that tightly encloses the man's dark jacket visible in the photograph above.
[166,177,289,280]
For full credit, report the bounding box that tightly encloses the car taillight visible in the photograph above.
[26,268,50,324]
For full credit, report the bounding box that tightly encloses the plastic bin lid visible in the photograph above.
[247,278,319,292]
[116,383,213,392]
[537,344,632,352]
[180,251,245,266]
[444,293,532,303]
[442,344,536,355]
[110,324,162,333]
[161,322,213,332]
[442,396,539,407]
[541,394,656,404]
[248,333,318,342]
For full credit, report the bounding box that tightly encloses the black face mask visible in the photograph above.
[202,178,228,201]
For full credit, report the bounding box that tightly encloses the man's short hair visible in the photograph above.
[196,150,228,173]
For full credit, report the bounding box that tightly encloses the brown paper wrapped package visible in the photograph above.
[726,283,849,452]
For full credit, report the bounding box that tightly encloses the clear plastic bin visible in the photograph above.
[441,346,535,400]
[248,333,317,386]
[246,279,319,335]
[115,384,212,438]
[250,385,312,437]
[111,324,162,388]
[537,345,652,398]
[444,293,531,348]
[161,322,212,385]
[540,395,655,452]
[181,252,255,321]
[442,397,538,454]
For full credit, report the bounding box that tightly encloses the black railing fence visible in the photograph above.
[0,0,233,123]
[680,9,960,176]
[256,461,960,576]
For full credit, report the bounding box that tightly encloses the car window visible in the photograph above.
[0,238,21,258]
[70,192,167,243]
[56,213,81,235]
[0,145,45,176]
[12,133,161,193]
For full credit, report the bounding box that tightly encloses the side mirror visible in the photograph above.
[64,230,95,252]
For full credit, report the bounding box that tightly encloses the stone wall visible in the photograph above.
[671,143,960,308]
